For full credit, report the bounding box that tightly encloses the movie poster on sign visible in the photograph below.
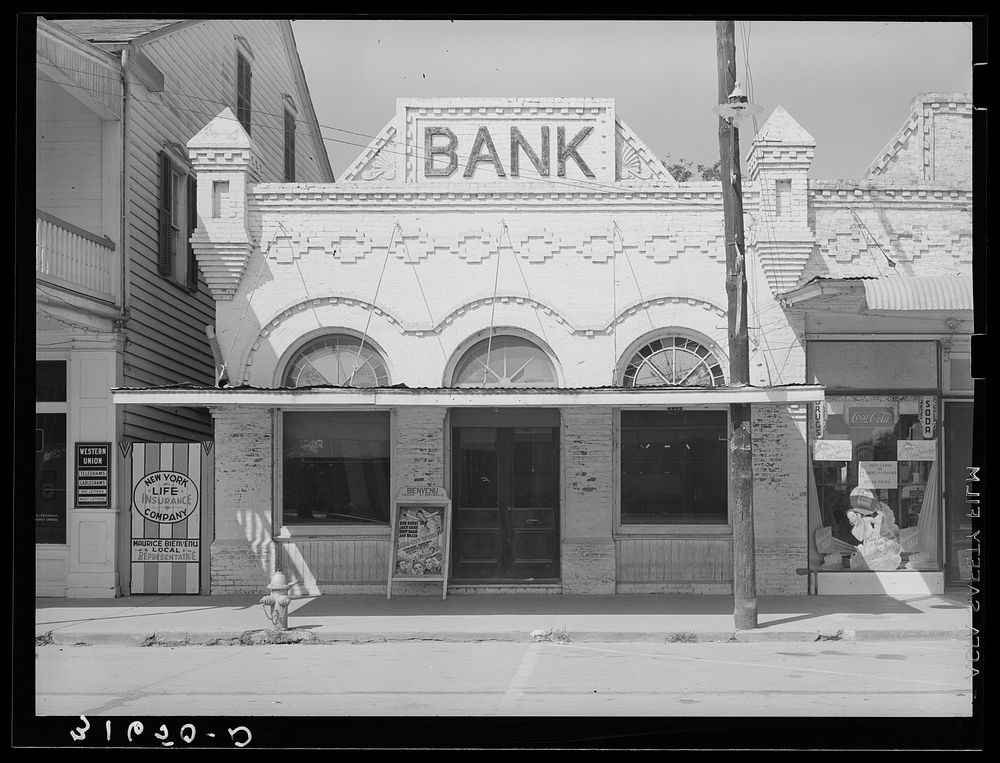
[387,492,451,599]
[858,460,898,489]
[394,505,445,576]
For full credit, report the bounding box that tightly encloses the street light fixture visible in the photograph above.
[712,81,764,128]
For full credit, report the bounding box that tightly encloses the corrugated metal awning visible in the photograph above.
[863,275,974,311]
[111,383,826,408]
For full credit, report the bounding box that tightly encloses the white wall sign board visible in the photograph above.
[813,439,852,461]
[897,440,938,461]
[858,460,898,489]
[127,442,213,594]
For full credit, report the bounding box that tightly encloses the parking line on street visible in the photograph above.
[499,642,542,712]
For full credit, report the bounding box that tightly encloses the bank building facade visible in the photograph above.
[113,94,975,598]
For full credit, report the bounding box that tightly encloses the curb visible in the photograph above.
[36,627,973,647]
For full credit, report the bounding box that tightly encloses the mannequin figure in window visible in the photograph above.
[846,486,902,571]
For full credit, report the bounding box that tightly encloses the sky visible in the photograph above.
[291,19,973,181]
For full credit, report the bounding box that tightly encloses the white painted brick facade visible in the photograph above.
[561,407,616,594]
[210,406,275,593]
[186,94,972,596]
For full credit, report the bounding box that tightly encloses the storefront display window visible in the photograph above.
[282,411,391,525]
[620,409,728,525]
[809,395,940,571]
[35,361,67,544]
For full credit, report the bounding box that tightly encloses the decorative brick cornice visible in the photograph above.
[251,183,733,210]
[808,184,972,207]
[255,220,729,267]
[753,238,816,294]
[190,232,253,301]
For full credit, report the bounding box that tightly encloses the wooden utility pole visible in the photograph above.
[715,20,757,630]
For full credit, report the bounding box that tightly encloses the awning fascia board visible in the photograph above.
[779,279,866,307]
[111,385,826,408]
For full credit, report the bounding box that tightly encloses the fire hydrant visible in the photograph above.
[260,570,292,631]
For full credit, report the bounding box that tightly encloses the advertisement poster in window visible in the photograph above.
[858,460,898,489]
[387,489,451,600]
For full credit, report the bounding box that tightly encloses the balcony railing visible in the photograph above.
[36,210,118,304]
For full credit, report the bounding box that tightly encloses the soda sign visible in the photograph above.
[920,396,938,439]
[848,407,895,427]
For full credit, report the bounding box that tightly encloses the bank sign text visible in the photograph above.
[424,125,595,179]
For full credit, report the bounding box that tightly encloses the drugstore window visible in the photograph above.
[809,395,940,572]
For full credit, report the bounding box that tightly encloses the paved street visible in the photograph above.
[36,639,972,718]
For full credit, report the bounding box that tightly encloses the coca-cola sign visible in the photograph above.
[848,407,895,427]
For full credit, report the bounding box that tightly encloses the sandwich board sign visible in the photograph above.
[387,486,451,600]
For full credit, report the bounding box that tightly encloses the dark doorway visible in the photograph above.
[451,425,559,581]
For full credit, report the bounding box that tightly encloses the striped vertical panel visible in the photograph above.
[129,444,144,593]
[156,443,173,594]
[129,442,208,594]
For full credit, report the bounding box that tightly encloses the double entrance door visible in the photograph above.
[451,410,560,581]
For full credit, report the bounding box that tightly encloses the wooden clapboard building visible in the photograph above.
[34,17,334,596]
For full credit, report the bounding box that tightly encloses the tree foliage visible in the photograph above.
[664,155,721,182]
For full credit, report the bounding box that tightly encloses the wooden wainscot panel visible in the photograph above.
[617,536,733,583]
[279,537,389,594]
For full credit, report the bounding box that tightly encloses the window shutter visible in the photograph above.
[236,53,252,135]
[158,151,173,277]
[186,175,199,290]
[284,110,296,182]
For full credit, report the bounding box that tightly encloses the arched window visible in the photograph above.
[452,335,557,387]
[282,334,390,388]
[621,336,725,387]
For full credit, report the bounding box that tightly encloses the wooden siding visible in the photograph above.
[616,536,733,583]
[278,537,390,594]
[121,20,329,440]
[123,404,212,443]
[36,77,104,234]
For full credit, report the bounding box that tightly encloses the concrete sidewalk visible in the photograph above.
[35,589,973,646]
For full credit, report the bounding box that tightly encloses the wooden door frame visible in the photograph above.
[450,424,560,582]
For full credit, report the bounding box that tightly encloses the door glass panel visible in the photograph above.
[35,413,66,544]
[457,428,497,508]
[512,428,555,508]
